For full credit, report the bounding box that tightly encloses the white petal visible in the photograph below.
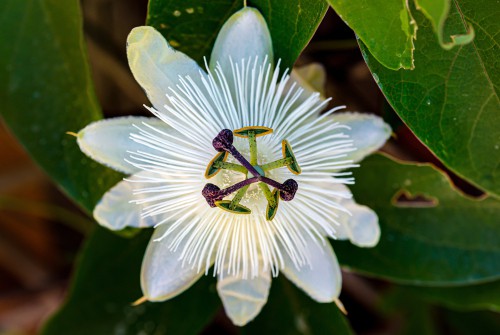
[141,224,207,301]
[127,26,205,111]
[332,112,391,163]
[338,201,381,248]
[281,236,342,303]
[93,172,157,230]
[291,62,327,98]
[77,116,168,174]
[318,183,381,247]
[217,269,271,326]
[210,7,273,72]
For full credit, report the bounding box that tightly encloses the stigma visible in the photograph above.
[202,127,300,220]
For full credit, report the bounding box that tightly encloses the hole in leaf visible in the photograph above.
[392,190,438,208]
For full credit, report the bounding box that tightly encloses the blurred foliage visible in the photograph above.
[0,0,121,213]
[42,227,221,335]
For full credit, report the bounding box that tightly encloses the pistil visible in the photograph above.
[202,177,259,207]
[204,128,300,219]
[212,129,263,178]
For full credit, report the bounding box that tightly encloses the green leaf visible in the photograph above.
[414,0,474,49]
[42,228,220,335]
[403,280,500,312]
[360,0,500,197]
[327,0,417,70]
[0,0,121,212]
[243,277,353,334]
[146,0,328,70]
[251,0,328,71]
[334,154,500,285]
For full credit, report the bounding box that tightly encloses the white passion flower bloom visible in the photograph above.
[77,7,390,326]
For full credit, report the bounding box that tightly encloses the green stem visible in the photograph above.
[259,183,276,207]
[230,185,250,209]
[248,131,258,165]
[261,157,293,171]
[214,161,247,174]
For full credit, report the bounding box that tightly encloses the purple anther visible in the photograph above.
[212,129,233,152]
[259,177,298,201]
[202,183,222,207]
[279,179,298,201]
[202,177,259,207]
[211,129,262,177]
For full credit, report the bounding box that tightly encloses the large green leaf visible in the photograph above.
[42,228,220,335]
[243,277,353,334]
[360,1,500,197]
[327,0,417,70]
[414,0,474,49]
[403,280,500,312]
[0,0,120,212]
[146,0,328,71]
[334,154,500,285]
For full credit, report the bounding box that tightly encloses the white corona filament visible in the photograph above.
[125,56,357,280]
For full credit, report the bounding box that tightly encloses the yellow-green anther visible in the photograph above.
[230,185,250,209]
[248,130,258,165]
[260,157,293,171]
[214,161,248,174]
[259,182,276,207]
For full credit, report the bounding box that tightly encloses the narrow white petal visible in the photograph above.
[127,26,205,111]
[141,223,209,301]
[281,236,342,303]
[93,172,157,230]
[77,117,170,174]
[332,112,391,163]
[217,269,271,326]
[339,202,381,248]
[210,7,273,72]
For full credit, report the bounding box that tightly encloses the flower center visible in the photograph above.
[202,127,301,220]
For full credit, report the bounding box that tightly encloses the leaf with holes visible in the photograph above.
[334,154,500,285]
[146,0,328,70]
[414,0,474,49]
[360,0,500,197]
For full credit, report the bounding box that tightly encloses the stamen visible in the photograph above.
[205,151,228,178]
[260,177,298,201]
[260,157,293,171]
[282,140,301,175]
[203,128,300,219]
[213,161,247,174]
[202,177,259,207]
[212,129,262,177]
[230,185,250,208]
[248,131,258,165]
[258,183,276,207]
